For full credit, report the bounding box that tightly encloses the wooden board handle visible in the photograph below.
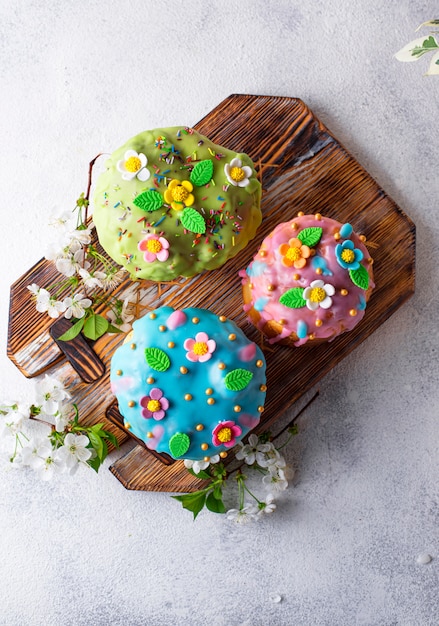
[49,318,106,384]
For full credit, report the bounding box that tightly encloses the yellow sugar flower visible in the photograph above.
[164,179,195,211]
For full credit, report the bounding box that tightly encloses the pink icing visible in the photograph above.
[166,309,188,329]
[238,343,257,362]
[238,413,261,429]
[241,215,375,345]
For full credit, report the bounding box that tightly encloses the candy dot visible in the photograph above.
[196,424,204,431]
[260,250,267,257]
[219,451,228,459]
[334,232,341,240]
[180,366,188,374]
[168,341,175,348]
[149,313,157,319]
[146,376,155,384]
[128,400,136,408]
[359,234,367,242]
[116,370,123,376]
[234,405,241,413]
[349,309,357,317]
[207,398,215,405]
[267,284,276,292]
[130,343,136,350]
[218,362,226,370]
[315,213,322,220]
[124,422,131,429]
[203,456,210,462]
[291,222,298,230]
[192,317,199,324]
[293,273,300,280]
[260,384,267,392]
[228,333,236,341]
[297,211,304,217]
[315,267,323,275]
[219,315,227,322]
[256,360,264,368]
[185,394,192,401]
[159,325,166,332]
[258,406,264,413]
[340,289,348,296]
[309,333,316,340]
[205,388,214,395]
[315,319,323,327]
[147,432,154,438]
[201,443,208,451]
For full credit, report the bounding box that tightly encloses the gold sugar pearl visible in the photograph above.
[315,213,322,220]
[146,376,155,384]
[159,325,166,332]
[249,283,254,289]
[228,333,236,341]
[234,405,241,413]
[167,341,175,348]
[260,250,267,257]
[219,315,227,322]
[124,422,131,430]
[256,359,264,368]
[349,309,358,317]
[293,273,300,281]
[267,284,276,292]
[315,319,323,327]
[260,384,267,392]
[279,319,286,325]
[291,222,298,230]
[207,398,215,405]
[218,362,226,370]
[205,388,214,395]
[201,443,209,451]
[130,343,136,350]
[297,211,304,217]
[116,369,123,376]
[315,267,323,275]
[340,289,348,296]
[149,313,157,319]
[359,235,367,242]
[258,406,264,413]
[204,456,211,462]
[219,451,228,459]
[180,366,188,374]
[128,400,136,408]
[368,258,374,265]
[192,317,199,324]
[309,333,316,340]
[184,393,193,401]
[147,432,154,438]
[196,424,204,431]
[334,232,341,240]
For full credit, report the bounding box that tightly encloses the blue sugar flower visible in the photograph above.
[335,239,363,270]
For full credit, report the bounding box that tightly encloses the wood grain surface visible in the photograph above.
[7,94,415,492]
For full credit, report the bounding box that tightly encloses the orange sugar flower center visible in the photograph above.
[230,166,245,182]
[146,239,163,253]
[216,427,232,443]
[193,341,208,356]
[125,156,142,172]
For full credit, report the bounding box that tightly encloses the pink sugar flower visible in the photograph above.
[212,421,242,448]
[138,234,170,262]
[184,332,216,363]
[140,388,169,420]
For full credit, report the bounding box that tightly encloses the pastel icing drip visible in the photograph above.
[241,215,375,345]
[110,307,266,460]
[93,127,262,281]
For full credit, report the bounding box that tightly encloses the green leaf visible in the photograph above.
[83,314,109,340]
[87,430,107,462]
[172,491,207,519]
[87,456,101,473]
[144,347,171,372]
[279,287,306,309]
[187,468,212,480]
[349,265,369,290]
[212,483,223,500]
[297,227,323,247]
[107,324,123,334]
[133,190,163,212]
[190,159,214,186]
[58,318,85,341]
[206,491,226,514]
[180,207,206,234]
[224,368,254,391]
[169,432,190,458]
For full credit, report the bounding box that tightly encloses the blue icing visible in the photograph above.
[358,294,367,310]
[110,306,266,461]
[296,319,308,339]
[339,223,353,238]
[247,260,267,277]
[311,255,333,276]
[254,296,269,311]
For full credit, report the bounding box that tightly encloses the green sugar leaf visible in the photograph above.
[190,159,214,186]
[224,368,254,391]
[169,432,190,458]
[349,265,369,290]
[83,314,109,340]
[144,347,171,372]
[133,190,163,212]
[279,287,306,309]
[297,227,323,247]
[181,207,206,234]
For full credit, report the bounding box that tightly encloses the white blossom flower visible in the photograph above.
[31,442,64,480]
[68,227,92,246]
[34,288,66,319]
[63,293,92,319]
[262,466,289,492]
[21,438,50,469]
[27,283,41,296]
[35,375,70,416]
[259,494,277,515]
[235,433,277,466]
[53,402,75,432]
[226,504,259,523]
[117,150,150,182]
[56,433,91,474]
[78,268,106,290]
[1,406,28,437]
[48,210,76,231]
[100,269,126,292]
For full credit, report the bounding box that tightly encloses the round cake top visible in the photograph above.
[92,127,262,281]
[110,307,267,461]
[240,214,375,345]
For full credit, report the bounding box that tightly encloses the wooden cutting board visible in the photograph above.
[7,94,415,492]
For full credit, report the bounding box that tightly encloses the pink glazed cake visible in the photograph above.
[240,213,375,346]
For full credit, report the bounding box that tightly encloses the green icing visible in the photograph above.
[169,432,190,458]
[224,368,254,391]
[92,127,262,281]
[144,347,171,372]
[190,159,214,186]
[279,288,307,309]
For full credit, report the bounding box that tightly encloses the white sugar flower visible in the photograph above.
[303,279,335,311]
[262,466,289,492]
[226,504,259,523]
[56,433,91,474]
[78,268,106,290]
[63,293,92,319]
[35,375,70,416]
[224,157,252,187]
[184,455,220,475]
[34,288,66,318]
[117,149,150,182]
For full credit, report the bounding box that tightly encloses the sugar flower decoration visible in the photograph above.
[117,149,150,182]
[212,421,242,448]
[164,179,194,210]
[140,388,169,420]
[278,238,311,269]
[303,279,335,310]
[138,234,170,262]
[224,157,252,187]
[335,239,364,270]
[184,332,216,362]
